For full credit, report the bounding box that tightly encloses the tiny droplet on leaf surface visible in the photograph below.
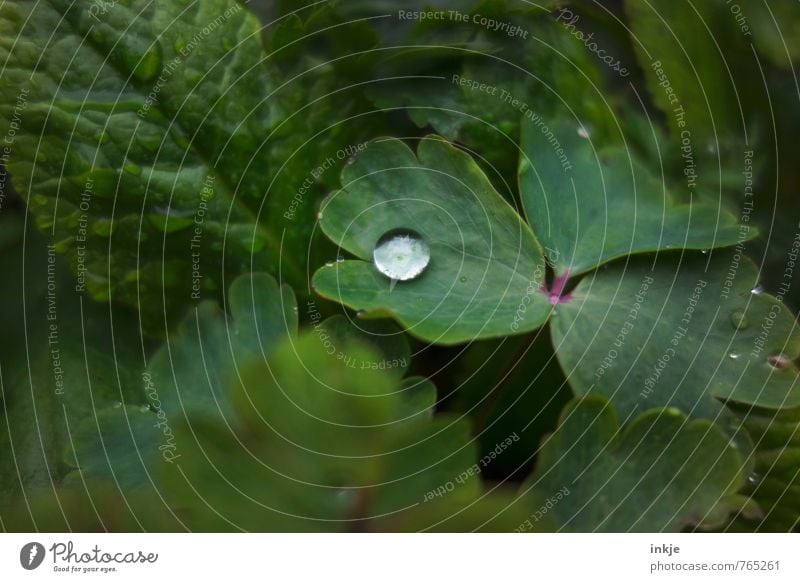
[373,229,430,282]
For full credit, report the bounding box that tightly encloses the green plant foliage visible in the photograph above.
[519,119,748,276]
[729,407,800,531]
[552,252,800,423]
[1,0,799,536]
[0,212,144,501]
[313,136,551,344]
[515,397,749,532]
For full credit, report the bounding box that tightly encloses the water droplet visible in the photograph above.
[139,404,151,413]
[112,401,123,408]
[373,229,430,282]
[460,276,467,283]
[317,211,324,221]
[728,352,741,360]
[336,255,345,263]
[747,472,762,485]
[346,156,356,165]
[519,158,530,174]
[577,126,590,139]
[729,310,749,330]
[751,285,764,295]
[325,261,335,267]
[701,249,709,255]
[767,353,792,369]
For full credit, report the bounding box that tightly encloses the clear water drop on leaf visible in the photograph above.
[373,229,430,282]
[747,472,762,485]
[577,126,590,139]
[460,276,467,283]
[728,352,741,360]
[139,404,151,413]
[767,353,792,369]
[729,310,749,330]
[751,285,765,295]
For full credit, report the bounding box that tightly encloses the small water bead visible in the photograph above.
[577,126,590,139]
[767,353,792,369]
[139,404,151,413]
[728,351,742,360]
[751,285,765,295]
[373,229,430,282]
[729,310,749,330]
[460,276,467,283]
[747,472,762,485]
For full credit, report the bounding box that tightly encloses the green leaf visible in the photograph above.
[367,8,615,194]
[625,0,746,144]
[450,330,572,478]
[551,252,800,423]
[516,397,747,532]
[63,273,297,489]
[519,119,749,276]
[749,3,800,67]
[728,407,800,531]
[313,136,551,344]
[0,0,308,321]
[0,211,144,503]
[164,333,517,531]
